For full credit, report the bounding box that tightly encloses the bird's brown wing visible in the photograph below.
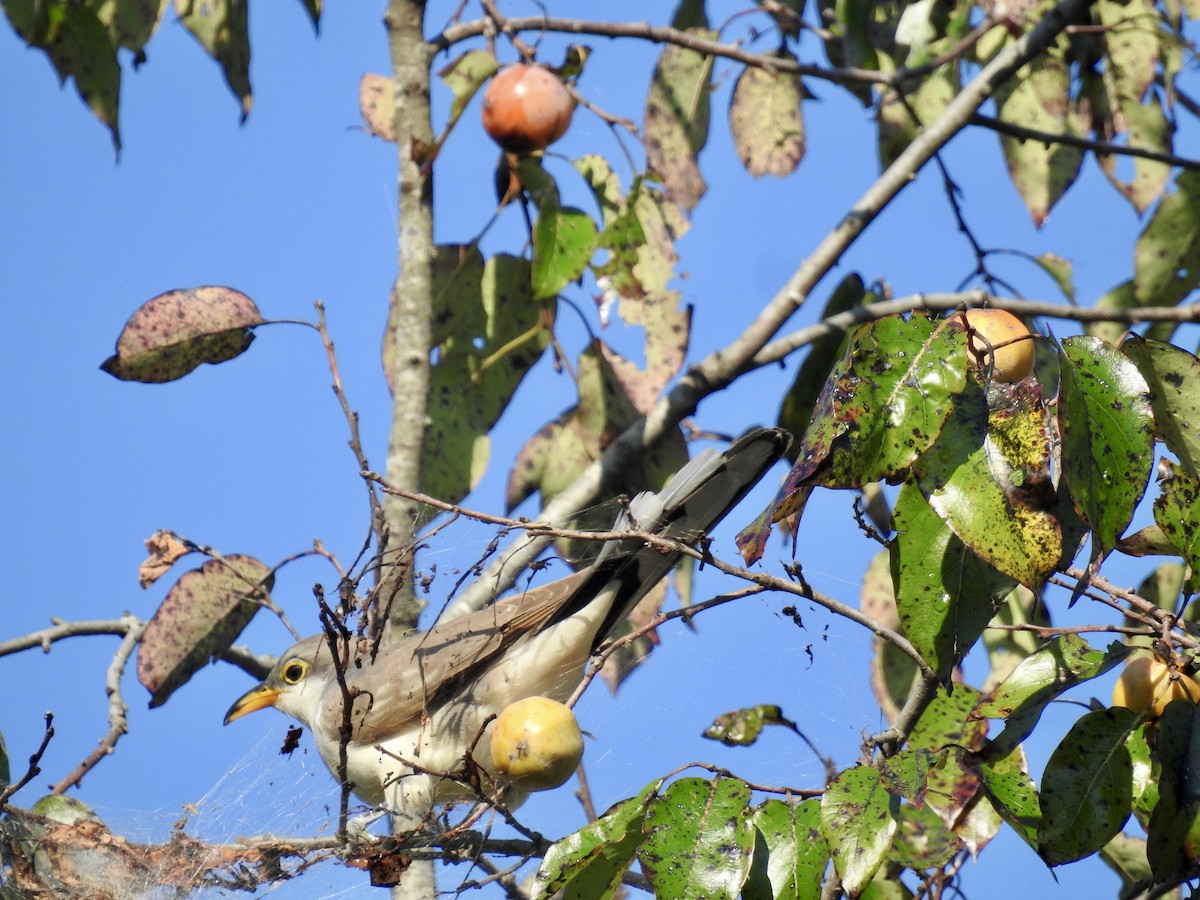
[317,569,590,743]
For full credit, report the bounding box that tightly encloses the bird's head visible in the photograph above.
[223,634,332,727]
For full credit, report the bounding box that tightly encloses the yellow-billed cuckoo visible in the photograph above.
[224,427,788,822]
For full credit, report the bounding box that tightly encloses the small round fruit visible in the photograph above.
[481,65,575,153]
[1112,655,1200,718]
[491,696,584,792]
[960,308,1034,384]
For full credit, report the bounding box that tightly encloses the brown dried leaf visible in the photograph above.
[138,531,190,589]
[598,303,691,414]
[137,555,272,707]
[359,72,395,141]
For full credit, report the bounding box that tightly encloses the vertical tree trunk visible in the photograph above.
[384,4,437,895]
[382,0,435,635]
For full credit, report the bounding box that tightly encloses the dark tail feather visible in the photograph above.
[572,427,791,643]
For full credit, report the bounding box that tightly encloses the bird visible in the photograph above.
[223,427,788,825]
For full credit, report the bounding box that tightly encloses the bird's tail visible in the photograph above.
[557,426,791,645]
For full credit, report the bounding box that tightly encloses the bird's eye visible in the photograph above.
[282,661,307,684]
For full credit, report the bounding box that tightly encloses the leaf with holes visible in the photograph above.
[915,375,1063,589]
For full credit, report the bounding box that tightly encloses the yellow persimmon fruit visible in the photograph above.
[491,696,584,792]
[1111,655,1200,718]
[961,308,1034,384]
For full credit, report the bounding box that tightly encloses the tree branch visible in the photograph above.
[971,112,1200,171]
[50,617,145,793]
[433,14,991,91]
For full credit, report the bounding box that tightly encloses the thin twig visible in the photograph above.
[50,617,146,793]
[972,112,1200,171]
[0,713,54,808]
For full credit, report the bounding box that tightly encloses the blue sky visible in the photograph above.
[2,1,1190,896]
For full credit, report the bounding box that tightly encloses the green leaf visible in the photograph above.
[819,766,898,896]
[778,273,872,456]
[1146,700,1200,882]
[644,33,714,209]
[1037,708,1138,866]
[1097,91,1172,215]
[748,313,968,558]
[100,287,263,383]
[974,751,1041,850]
[994,55,1085,226]
[983,585,1050,693]
[877,748,939,804]
[1095,0,1171,213]
[532,779,663,899]
[744,798,828,900]
[1100,833,1170,897]
[703,705,790,746]
[910,684,987,752]
[416,248,551,507]
[1033,252,1076,303]
[891,482,1015,677]
[1153,461,1200,588]
[533,205,599,300]
[1057,336,1155,558]
[640,777,755,899]
[1122,334,1200,477]
[729,57,806,178]
[1127,722,1158,829]
[877,67,956,170]
[582,169,692,396]
[1133,172,1200,305]
[907,686,988,834]
[914,375,1062,590]
[175,0,252,119]
[293,0,320,29]
[889,803,961,869]
[438,49,499,122]
[976,636,1130,760]
[137,555,272,708]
